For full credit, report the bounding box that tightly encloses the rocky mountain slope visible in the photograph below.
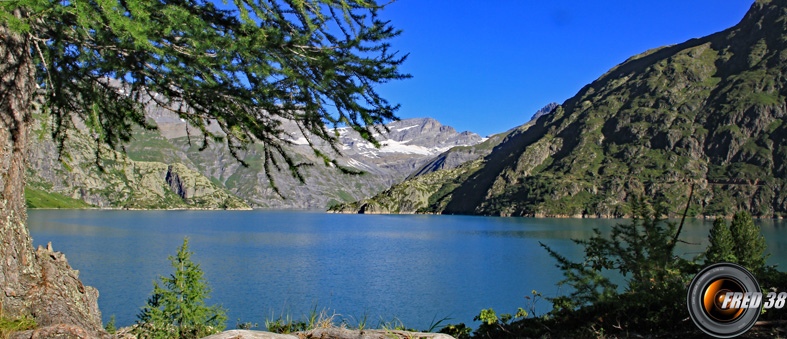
[406,103,559,179]
[27,106,484,209]
[530,102,558,121]
[26,114,250,209]
[335,0,787,218]
[127,112,483,209]
[330,104,554,214]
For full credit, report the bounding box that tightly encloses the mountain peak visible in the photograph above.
[343,0,787,218]
[338,117,484,158]
[530,103,559,121]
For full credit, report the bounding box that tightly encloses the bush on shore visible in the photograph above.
[440,198,787,338]
[135,237,226,339]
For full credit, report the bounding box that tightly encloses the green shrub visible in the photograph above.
[136,237,226,339]
[537,197,699,335]
[705,212,784,322]
[729,212,769,272]
[439,323,471,339]
[461,196,783,337]
[705,217,737,264]
[104,315,117,334]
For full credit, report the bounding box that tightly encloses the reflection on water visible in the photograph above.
[26,210,787,330]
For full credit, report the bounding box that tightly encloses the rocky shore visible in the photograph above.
[9,326,456,339]
[201,328,455,339]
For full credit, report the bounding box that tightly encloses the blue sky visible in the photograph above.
[373,1,754,137]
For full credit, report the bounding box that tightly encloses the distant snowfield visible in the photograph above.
[345,158,375,171]
[377,139,451,155]
[289,137,310,145]
[392,124,419,132]
[280,118,483,162]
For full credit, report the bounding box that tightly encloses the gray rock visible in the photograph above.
[529,102,558,122]
[25,116,250,210]
[200,330,298,339]
[200,329,455,339]
[300,328,455,339]
[27,108,486,210]
[11,323,112,339]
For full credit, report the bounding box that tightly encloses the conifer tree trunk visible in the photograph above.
[0,12,38,317]
[1,14,105,336]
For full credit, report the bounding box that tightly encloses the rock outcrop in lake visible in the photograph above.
[335,0,787,218]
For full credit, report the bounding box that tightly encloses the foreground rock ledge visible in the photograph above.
[10,324,111,339]
[201,328,456,339]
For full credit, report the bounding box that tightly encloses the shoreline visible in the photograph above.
[27,206,254,211]
[328,209,786,220]
[30,206,785,220]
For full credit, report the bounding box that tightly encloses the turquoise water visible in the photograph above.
[26,210,787,330]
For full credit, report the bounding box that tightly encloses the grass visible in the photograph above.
[25,186,92,209]
[335,190,355,202]
[325,199,342,209]
[265,304,336,334]
[0,316,35,339]
[0,302,36,339]
[263,305,451,336]
[124,129,184,163]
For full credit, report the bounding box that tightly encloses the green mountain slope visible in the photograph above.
[26,116,250,209]
[26,112,484,210]
[120,127,395,209]
[116,116,483,209]
[329,158,487,214]
[329,110,540,214]
[25,186,93,209]
[340,0,787,218]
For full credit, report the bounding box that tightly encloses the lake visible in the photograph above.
[26,210,787,331]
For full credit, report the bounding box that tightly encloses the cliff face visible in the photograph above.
[26,115,250,209]
[26,108,484,209]
[339,0,787,218]
[118,115,483,209]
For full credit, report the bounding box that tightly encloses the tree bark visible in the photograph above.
[1,10,39,317]
[1,13,106,337]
